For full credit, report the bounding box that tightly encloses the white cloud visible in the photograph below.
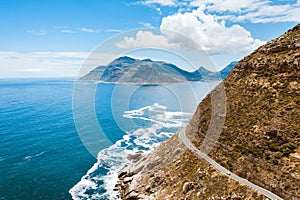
[79,28,101,33]
[0,51,121,78]
[104,29,123,33]
[139,22,154,28]
[27,27,106,35]
[0,52,89,78]
[60,29,75,33]
[156,7,162,15]
[190,0,265,12]
[139,0,178,6]
[135,0,300,39]
[26,30,48,36]
[160,7,265,55]
[17,68,45,72]
[121,0,289,56]
[190,0,300,23]
[232,3,300,23]
[116,9,265,55]
[53,26,76,33]
[116,31,179,49]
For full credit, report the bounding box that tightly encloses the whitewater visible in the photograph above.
[69,103,193,199]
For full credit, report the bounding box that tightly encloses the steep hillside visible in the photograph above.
[118,24,300,199]
[195,23,300,199]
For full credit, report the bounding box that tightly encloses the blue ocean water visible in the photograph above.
[0,79,219,200]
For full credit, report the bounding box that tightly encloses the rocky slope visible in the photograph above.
[81,56,235,83]
[118,24,300,199]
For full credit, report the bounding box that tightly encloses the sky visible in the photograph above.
[0,0,299,78]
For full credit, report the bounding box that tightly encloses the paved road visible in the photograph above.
[178,128,284,200]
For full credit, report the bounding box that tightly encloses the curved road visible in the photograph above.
[178,128,284,200]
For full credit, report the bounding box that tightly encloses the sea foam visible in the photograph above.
[69,103,192,200]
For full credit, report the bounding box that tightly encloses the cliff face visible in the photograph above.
[118,24,300,200]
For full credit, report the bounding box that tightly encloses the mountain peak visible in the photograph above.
[113,56,136,62]
[141,58,152,62]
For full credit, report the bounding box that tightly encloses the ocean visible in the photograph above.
[0,79,219,200]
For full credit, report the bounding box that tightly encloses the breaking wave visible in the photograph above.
[69,103,192,200]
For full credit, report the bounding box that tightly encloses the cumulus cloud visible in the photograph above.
[116,11,265,55]
[118,0,299,56]
[116,31,179,49]
[160,7,265,55]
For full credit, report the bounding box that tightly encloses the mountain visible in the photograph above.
[118,24,300,199]
[197,61,237,80]
[220,61,238,79]
[197,66,219,79]
[81,56,201,83]
[81,56,236,83]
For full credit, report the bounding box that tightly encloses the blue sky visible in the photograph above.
[0,0,299,77]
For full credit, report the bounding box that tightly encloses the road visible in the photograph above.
[178,128,284,200]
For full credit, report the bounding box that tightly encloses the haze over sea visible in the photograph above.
[0,79,219,200]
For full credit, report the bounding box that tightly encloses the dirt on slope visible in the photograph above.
[118,24,300,200]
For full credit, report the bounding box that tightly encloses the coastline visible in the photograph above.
[116,132,187,200]
[70,102,194,199]
[116,125,271,200]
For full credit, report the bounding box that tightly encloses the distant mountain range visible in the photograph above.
[81,56,237,83]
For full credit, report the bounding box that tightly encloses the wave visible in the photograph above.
[69,103,192,200]
[24,151,46,161]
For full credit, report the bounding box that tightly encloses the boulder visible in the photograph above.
[124,177,133,184]
[124,191,140,200]
[127,151,144,163]
[182,182,194,194]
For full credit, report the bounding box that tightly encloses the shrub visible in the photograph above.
[280,142,296,156]
[269,144,279,152]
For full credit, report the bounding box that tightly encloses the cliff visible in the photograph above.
[118,24,300,199]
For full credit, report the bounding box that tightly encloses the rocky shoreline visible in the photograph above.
[115,133,186,200]
[116,133,266,200]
